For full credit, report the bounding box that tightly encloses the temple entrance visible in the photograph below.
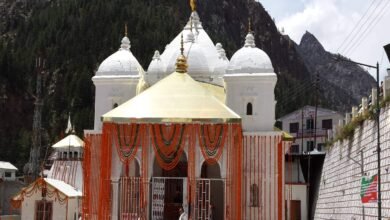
[151,153,188,220]
[195,161,224,220]
[119,160,141,220]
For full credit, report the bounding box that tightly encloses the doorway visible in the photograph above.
[151,153,188,220]
[195,161,224,220]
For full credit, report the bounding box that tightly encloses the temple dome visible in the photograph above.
[165,41,210,79]
[96,36,144,76]
[227,33,273,74]
[214,43,229,75]
[158,12,223,85]
[146,50,165,85]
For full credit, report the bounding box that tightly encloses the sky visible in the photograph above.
[260,0,390,81]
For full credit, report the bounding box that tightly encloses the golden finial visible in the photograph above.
[190,0,196,12]
[248,18,252,33]
[176,34,188,73]
[125,23,128,37]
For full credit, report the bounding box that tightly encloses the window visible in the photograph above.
[35,200,53,220]
[322,119,333,130]
[289,123,299,133]
[63,152,67,159]
[5,172,12,177]
[250,184,259,207]
[113,103,118,109]
[307,141,314,152]
[74,152,78,159]
[246,103,253,115]
[306,118,314,130]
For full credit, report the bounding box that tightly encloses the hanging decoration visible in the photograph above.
[98,123,113,219]
[111,123,143,163]
[82,133,102,220]
[198,124,227,164]
[11,178,69,209]
[140,125,150,219]
[151,124,187,170]
[85,122,245,220]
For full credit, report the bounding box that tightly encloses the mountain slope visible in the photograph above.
[297,31,376,111]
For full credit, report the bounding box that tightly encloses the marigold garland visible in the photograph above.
[198,124,227,164]
[151,124,187,170]
[84,122,244,220]
[11,178,69,209]
[112,123,143,163]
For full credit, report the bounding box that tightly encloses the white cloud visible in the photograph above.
[274,0,390,80]
[277,0,354,50]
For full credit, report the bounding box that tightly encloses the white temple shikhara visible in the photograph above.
[84,2,291,220]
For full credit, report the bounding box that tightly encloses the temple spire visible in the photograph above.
[120,23,131,50]
[180,34,184,56]
[175,34,188,73]
[190,0,196,12]
[248,18,252,33]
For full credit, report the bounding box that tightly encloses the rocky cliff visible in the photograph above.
[297,31,376,112]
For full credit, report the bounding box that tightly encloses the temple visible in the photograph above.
[83,3,291,220]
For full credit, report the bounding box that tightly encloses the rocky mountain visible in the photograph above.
[297,31,376,111]
[0,0,374,169]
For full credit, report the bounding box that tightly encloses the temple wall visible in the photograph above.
[242,131,286,220]
[314,105,390,219]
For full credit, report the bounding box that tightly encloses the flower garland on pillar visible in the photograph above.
[141,124,150,219]
[82,133,102,220]
[187,125,197,216]
[98,123,113,219]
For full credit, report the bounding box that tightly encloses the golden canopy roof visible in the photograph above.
[102,71,240,123]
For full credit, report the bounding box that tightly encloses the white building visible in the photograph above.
[278,105,343,220]
[12,133,84,220]
[84,3,291,220]
[279,105,343,154]
[0,161,18,181]
[0,161,22,217]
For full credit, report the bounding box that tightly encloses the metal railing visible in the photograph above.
[293,129,328,138]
